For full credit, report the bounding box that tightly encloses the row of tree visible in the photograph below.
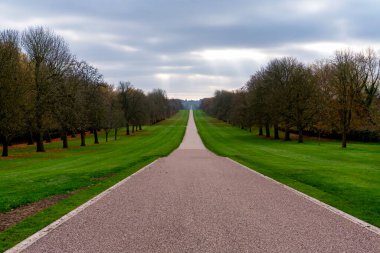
[201,49,380,148]
[0,27,182,157]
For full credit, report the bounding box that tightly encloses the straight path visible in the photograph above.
[10,110,380,252]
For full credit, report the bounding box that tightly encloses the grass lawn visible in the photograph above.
[194,110,380,228]
[0,110,188,251]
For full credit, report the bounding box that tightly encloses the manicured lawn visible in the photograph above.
[194,110,380,228]
[0,110,188,251]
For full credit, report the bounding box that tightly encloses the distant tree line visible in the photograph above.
[200,50,380,148]
[181,100,201,110]
[0,27,182,157]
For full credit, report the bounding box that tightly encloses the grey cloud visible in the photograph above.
[1,0,380,99]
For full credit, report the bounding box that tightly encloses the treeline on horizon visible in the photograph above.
[0,27,183,157]
[200,49,380,148]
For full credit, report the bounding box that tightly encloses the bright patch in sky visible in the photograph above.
[192,49,268,62]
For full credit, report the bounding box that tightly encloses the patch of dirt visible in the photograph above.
[0,193,73,232]
[91,177,108,181]
[91,174,116,181]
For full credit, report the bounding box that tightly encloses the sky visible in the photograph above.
[1,0,380,99]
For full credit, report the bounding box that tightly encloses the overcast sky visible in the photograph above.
[1,0,380,99]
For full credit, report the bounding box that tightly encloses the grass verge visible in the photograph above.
[194,110,380,228]
[0,110,188,251]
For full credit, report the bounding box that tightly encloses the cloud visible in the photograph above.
[1,0,380,99]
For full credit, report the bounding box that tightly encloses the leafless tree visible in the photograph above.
[288,64,319,143]
[22,26,72,152]
[331,50,366,147]
[0,30,25,156]
[128,88,148,133]
[147,89,169,124]
[103,84,124,142]
[118,81,133,135]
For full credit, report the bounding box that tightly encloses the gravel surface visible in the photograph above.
[178,110,206,150]
[17,110,380,252]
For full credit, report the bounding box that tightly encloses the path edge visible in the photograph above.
[226,157,380,236]
[5,159,159,253]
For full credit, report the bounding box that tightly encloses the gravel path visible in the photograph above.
[11,110,380,252]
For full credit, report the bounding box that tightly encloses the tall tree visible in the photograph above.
[147,89,169,124]
[288,64,319,143]
[0,30,25,157]
[103,84,124,142]
[118,81,133,134]
[22,26,72,152]
[129,88,148,132]
[73,61,101,146]
[265,57,299,140]
[362,48,380,108]
[246,69,270,137]
[229,89,250,129]
[332,50,367,148]
[52,62,80,149]
[213,90,233,122]
[167,99,183,118]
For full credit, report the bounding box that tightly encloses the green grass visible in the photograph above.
[194,110,380,228]
[0,110,188,251]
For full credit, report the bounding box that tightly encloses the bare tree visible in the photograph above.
[229,89,250,130]
[0,30,26,156]
[288,64,319,143]
[147,89,169,124]
[52,62,80,149]
[264,57,300,141]
[211,90,233,122]
[103,84,123,142]
[22,26,72,152]
[118,81,133,135]
[167,99,183,118]
[362,48,380,108]
[128,88,148,132]
[72,61,102,146]
[246,69,271,137]
[89,82,106,144]
[331,50,366,147]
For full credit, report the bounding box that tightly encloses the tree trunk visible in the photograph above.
[342,130,347,148]
[80,131,86,147]
[46,132,52,143]
[35,64,45,152]
[284,126,291,141]
[259,126,263,136]
[36,131,45,152]
[62,131,68,148]
[27,130,34,145]
[126,123,130,135]
[298,127,303,143]
[132,125,135,133]
[105,131,109,142]
[274,124,280,140]
[139,124,142,131]
[2,136,9,157]
[265,123,270,137]
[94,129,99,144]
[114,128,118,140]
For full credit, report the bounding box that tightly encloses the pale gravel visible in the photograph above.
[18,110,380,252]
